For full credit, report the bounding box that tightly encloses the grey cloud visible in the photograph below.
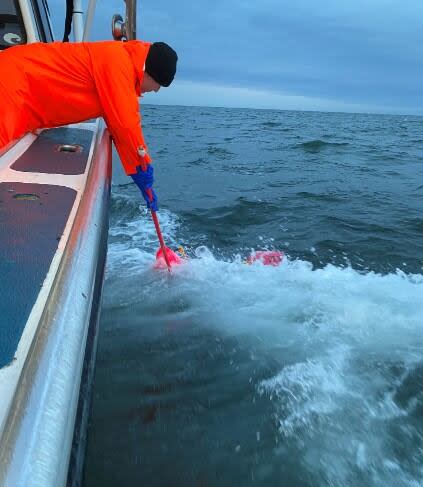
[48,0,423,112]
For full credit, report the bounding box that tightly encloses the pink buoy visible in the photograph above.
[246,250,284,266]
[154,246,184,269]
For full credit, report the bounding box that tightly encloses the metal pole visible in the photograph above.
[83,0,97,41]
[125,0,137,40]
[72,0,84,42]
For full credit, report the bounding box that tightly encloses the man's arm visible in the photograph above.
[91,44,151,174]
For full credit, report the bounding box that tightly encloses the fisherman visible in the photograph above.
[0,40,177,211]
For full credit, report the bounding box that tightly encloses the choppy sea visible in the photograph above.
[83,105,423,487]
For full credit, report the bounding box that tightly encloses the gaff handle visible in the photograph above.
[145,188,172,273]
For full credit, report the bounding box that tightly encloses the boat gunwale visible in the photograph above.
[0,121,112,486]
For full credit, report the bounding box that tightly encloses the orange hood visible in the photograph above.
[123,40,152,96]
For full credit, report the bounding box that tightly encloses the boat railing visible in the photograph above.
[69,0,137,43]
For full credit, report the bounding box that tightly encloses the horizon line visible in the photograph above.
[142,102,423,119]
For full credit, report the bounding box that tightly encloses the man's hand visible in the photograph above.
[131,165,159,212]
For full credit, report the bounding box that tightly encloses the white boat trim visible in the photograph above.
[0,121,111,486]
[0,122,98,437]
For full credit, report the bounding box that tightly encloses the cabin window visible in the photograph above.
[0,0,27,50]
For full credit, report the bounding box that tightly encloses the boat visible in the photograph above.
[0,1,137,485]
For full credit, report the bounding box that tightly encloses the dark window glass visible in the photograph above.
[0,0,27,50]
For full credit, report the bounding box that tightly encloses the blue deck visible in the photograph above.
[0,182,76,367]
[12,127,92,175]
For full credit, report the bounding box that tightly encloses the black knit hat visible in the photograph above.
[145,42,178,87]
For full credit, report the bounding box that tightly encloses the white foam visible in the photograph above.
[107,208,423,346]
[105,206,423,484]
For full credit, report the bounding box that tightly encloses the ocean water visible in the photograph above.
[83,106,423,487]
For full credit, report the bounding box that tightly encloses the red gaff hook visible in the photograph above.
[145,188,172,273]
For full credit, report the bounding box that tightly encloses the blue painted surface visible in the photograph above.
[12,128,92,175]
[0,182,76,368]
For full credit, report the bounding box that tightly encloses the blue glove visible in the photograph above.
[131,165,159,212]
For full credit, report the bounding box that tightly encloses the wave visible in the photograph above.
[261,121,283,128]
[182,197,281,228]
[296,191,345,203]
[297,139,350,152]
[186,157,208,166]
[206,146,235,159]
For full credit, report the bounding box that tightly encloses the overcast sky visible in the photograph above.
[49,0,423,115]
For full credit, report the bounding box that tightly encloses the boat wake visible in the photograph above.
[103,204,423,486]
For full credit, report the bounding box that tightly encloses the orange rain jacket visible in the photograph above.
[0,40,152,174]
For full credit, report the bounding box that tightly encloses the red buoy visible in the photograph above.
[154,246,184,269]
